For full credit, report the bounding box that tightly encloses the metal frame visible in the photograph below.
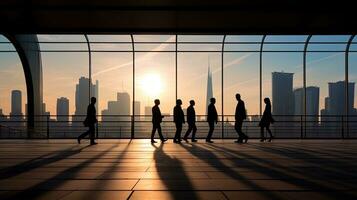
[130,34,135,139]
[345,35,356,138]
[303,35,312,138]
[221,35,226,138]
[259,35,266,116]
[2,34,357,139]
[84,34,91,104]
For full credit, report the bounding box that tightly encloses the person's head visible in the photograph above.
[210,97,216,104]
[90,97,96,104]
[235,93,241,101]
[154,99,160,105]
[176,99,182,106]
[264,97,271,105]
[189,100,195,106]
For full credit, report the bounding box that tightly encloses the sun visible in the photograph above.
[139,73,163,98]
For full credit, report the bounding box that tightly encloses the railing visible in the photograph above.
[1,114,357,139]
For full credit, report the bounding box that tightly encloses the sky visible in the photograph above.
[0,34,357,117]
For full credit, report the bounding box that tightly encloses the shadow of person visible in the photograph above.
[151,143,198,200]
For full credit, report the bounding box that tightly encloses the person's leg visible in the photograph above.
[267,125,273,141]
[78,129,90,141]
[234,122,242,142]
[206,121,214,141]
[157,125,165,141]
[192,124,197,141]
[174,123,179,142]
[89,124,96,144]
[151,124,157,141]
[184,124,193,140]
[175,124,182,143]
[239,121,248,143]
[260,126,265,141]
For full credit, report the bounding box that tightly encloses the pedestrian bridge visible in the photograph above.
[0,139,356,200]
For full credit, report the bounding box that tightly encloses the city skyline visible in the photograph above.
[1,35,357,117]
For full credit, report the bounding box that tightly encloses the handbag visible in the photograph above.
[83,117,89,127]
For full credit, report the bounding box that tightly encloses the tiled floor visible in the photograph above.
[0,139,357,199]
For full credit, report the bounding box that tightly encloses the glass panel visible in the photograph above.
[134,52,175,138]
[262,35,305,138]
[92,52,133,138]
[348,36,357,137]
[178,52,222,138]
[0,35,27,138]
[307,51,346,138]
[223,52,260,138]
[42,52,89,138]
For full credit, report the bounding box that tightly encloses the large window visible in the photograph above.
[0,35,27,138]
[2,34,356,139]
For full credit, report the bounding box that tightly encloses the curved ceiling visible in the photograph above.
[0,0,356,34]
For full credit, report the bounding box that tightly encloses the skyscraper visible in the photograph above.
[294,86,320,123]
[10,90,23,121]
[272,72,294,115]
[102,92,130,122]
[74,77,98,120]
[57,97,69,122]
[206,64,213,116]
[321,81,355,136]
[324,81,355,115]
[134,101,141,116]
[10,90,22,116]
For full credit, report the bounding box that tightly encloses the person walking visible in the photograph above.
[77,97,98,145]
[151,99,167,143]
[206,98,218,143]
[183,100,198,142]
[235,93,249,143]
[173,99,185,143]
[259,97,275,142]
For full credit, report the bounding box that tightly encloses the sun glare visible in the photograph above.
[140,73,163,97]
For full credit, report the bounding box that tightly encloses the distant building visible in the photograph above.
[144,106,151,116]
[10,90,23,121]
[321,81,355,136]
[294,86,320,123]
[74,77,98,123]
[206,65,213,116]
[102,92,130,122]
[57,97,69,122]
[272,72,294,115]
[134,101,141,116]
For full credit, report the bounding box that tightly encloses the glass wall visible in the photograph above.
[306,35,349,138]
[1,34,356,139]
[0,35,28,138]
[178,35,223,138]
[262,35,306,138]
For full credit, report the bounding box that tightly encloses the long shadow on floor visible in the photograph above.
[4,143,122,199]
[151,143,198,200]
[180,143,286,200]
[206,143,357,199]
[0,145,91,179]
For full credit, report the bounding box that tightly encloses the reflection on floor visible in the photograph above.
[0,139,357,200]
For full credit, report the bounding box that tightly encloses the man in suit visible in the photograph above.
[173,99,185,143]
[151,99,167,143]
[235,93,249,143]
[78,97,97,145]
[183,100,198,142]
[206,98,218,143]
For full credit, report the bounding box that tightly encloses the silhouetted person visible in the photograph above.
[259,97,275,142]
[183,100,197,142]
[173,99,185,143]
[151,99,167,143]
[235,93,249,143]
[206,98,218,143]
[78,97,97,145]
